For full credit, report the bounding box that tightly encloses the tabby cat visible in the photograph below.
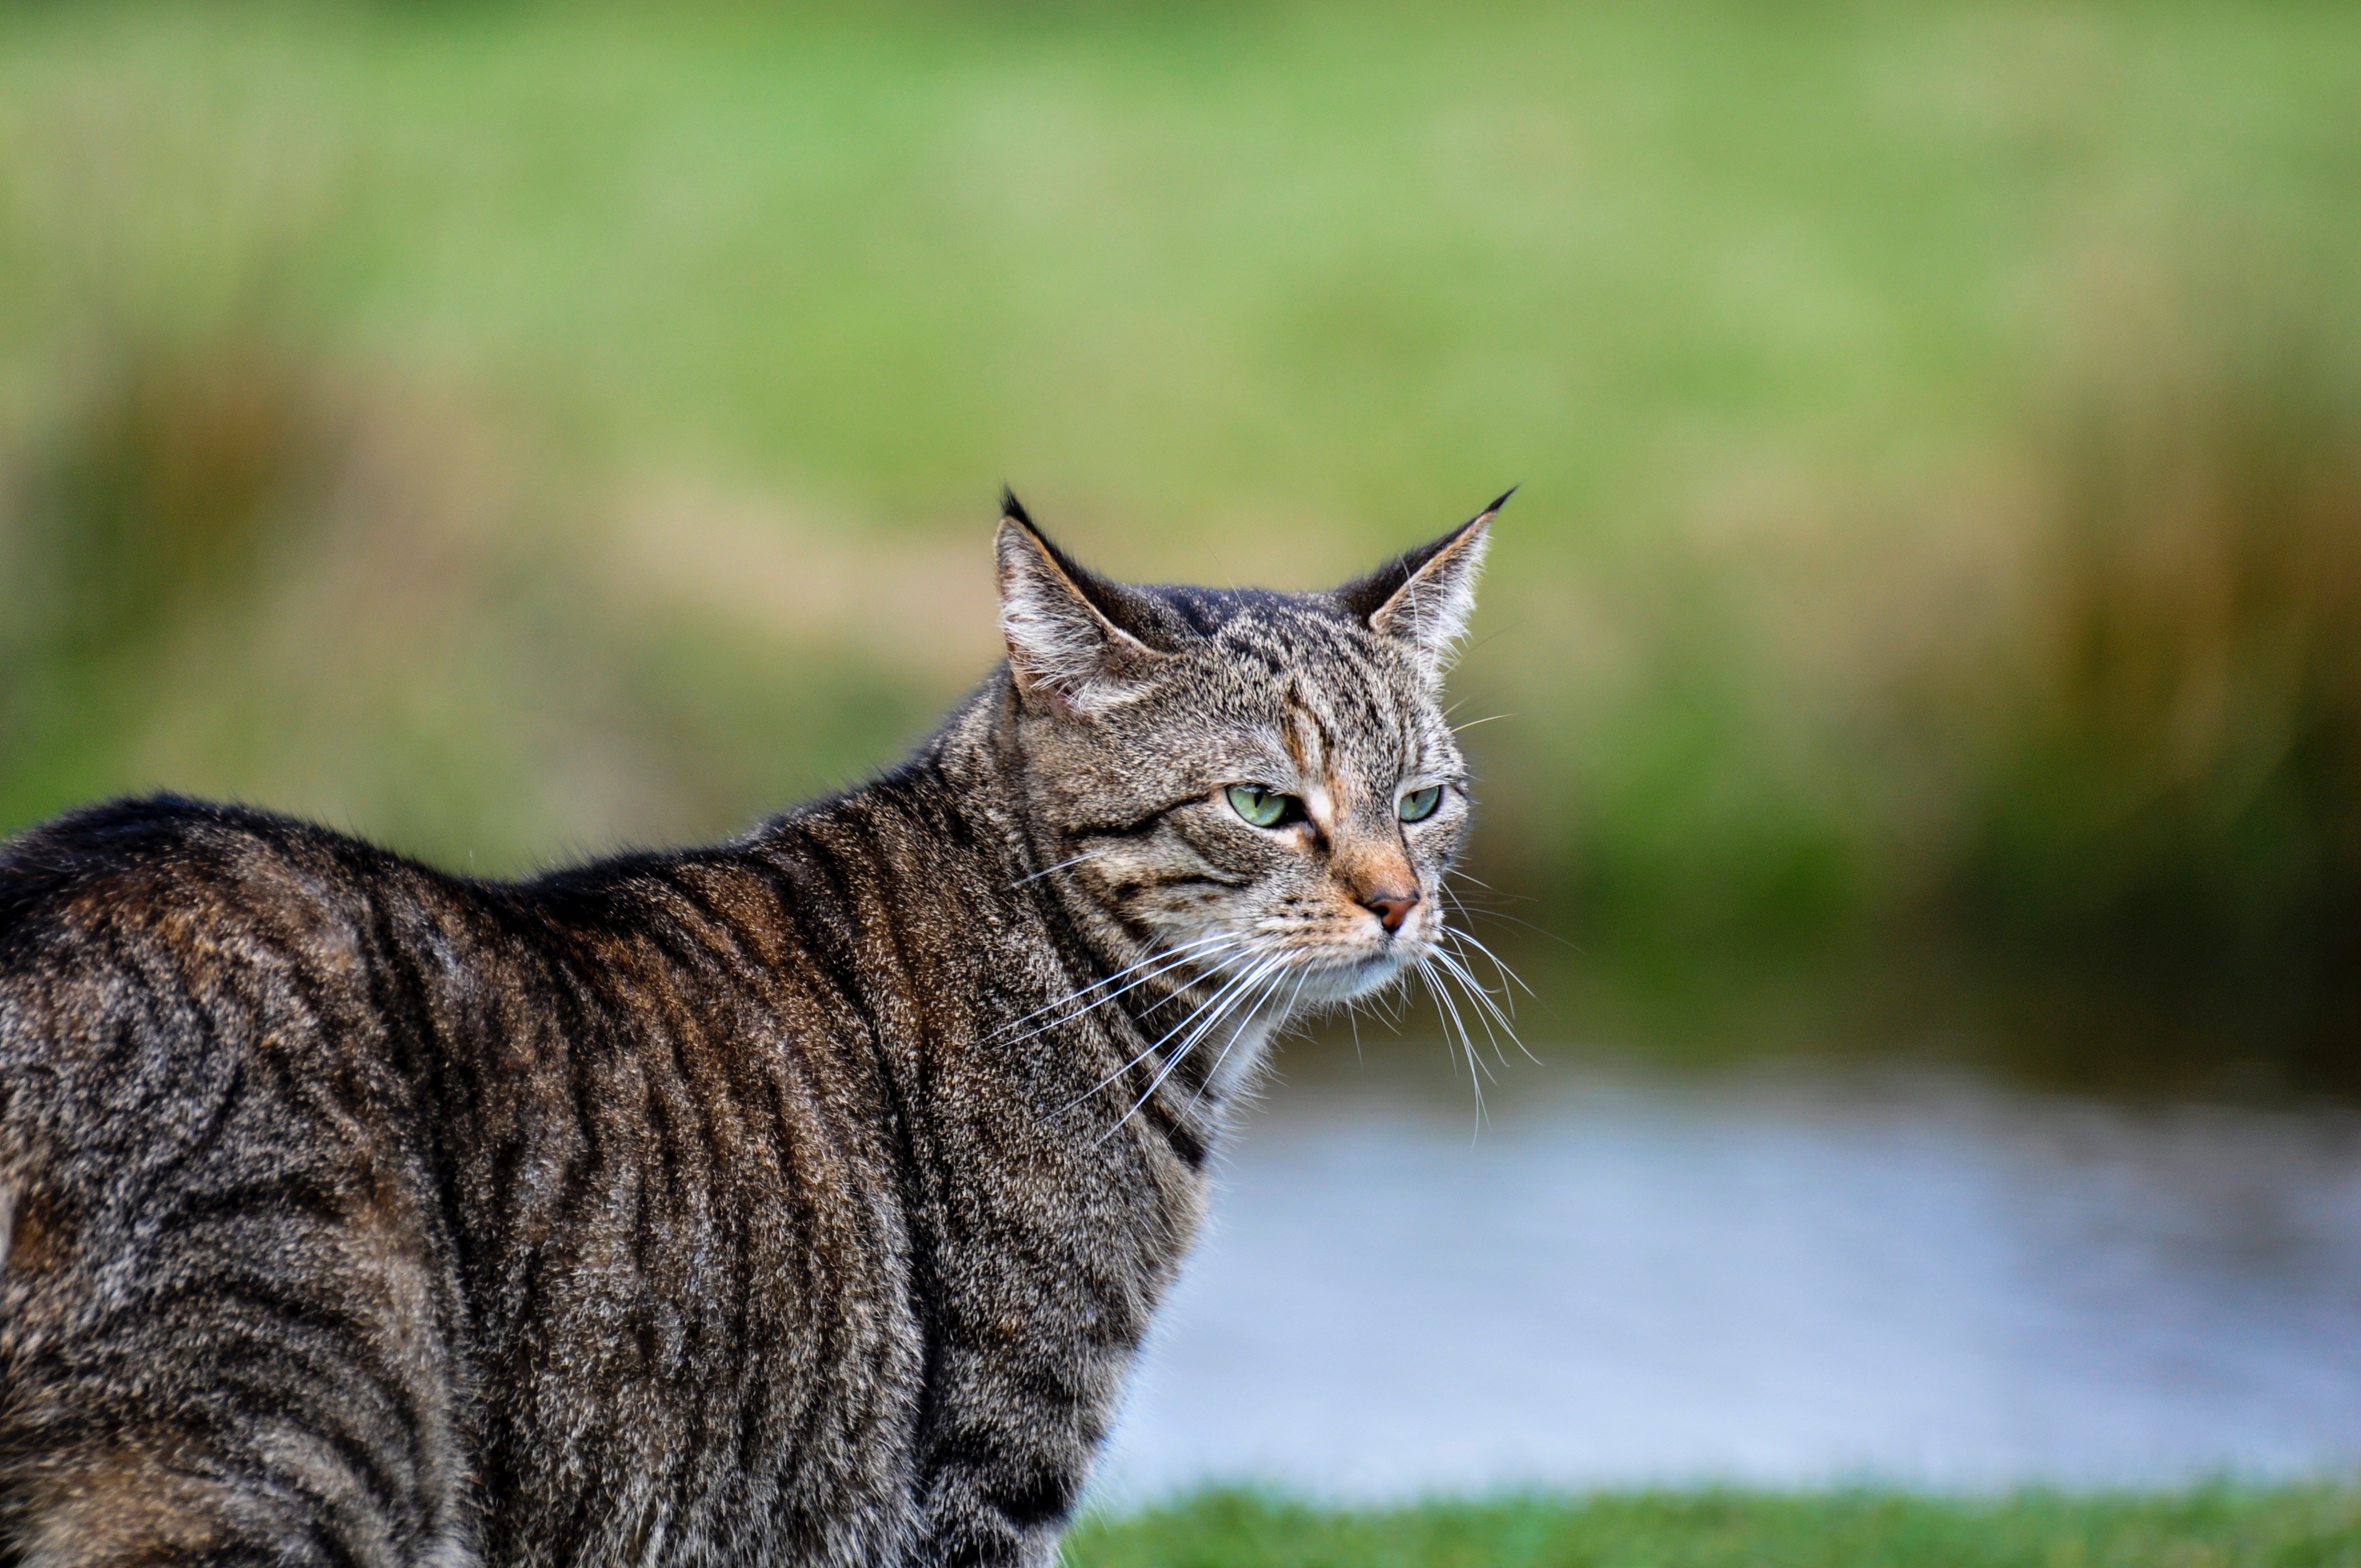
[0,490,1505,1568]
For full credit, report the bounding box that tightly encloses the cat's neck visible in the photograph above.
[756,671,1082,942]
[922,673,1289,1115]
[897,670,1041,874]
[747,670,1282,1134]
[905,674,1141,971]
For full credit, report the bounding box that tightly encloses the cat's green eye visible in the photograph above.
[1398,785,1444,823]
[1226,784,1294,829]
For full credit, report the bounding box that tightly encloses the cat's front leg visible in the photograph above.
[906,1314,1129,1568]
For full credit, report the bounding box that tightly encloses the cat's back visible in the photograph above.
[0,797,493,1565]
[3,790,389,935]
[0,794,440,1086]
[0,794,939,1566]
[0,793,476,1274]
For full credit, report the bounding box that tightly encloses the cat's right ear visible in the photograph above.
[995,491,1166,715]
[1335,488,1509,680]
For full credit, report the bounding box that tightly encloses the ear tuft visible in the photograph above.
[1000,483,1035,531]
[1336,491,1507,679]
[994,500,1162,714]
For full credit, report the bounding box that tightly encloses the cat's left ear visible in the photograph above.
[1336,488,1509,679]
[995,489,1168,715]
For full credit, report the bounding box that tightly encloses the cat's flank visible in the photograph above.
[0,491,1503,1568]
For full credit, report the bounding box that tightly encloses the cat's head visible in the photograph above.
[993,488,1504,1011]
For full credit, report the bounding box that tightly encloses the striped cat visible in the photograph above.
[0,490,1505,1567]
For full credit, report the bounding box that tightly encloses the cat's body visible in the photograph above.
[0,495,1500,1567]
[0,692,1190,1568]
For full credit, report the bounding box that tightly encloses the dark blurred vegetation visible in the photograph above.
[1063,1485,2361,1568]
[2,0,2358,1092]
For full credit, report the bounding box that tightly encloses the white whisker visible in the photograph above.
[1003,848,1109,891]
[997,943,1232,1049]
[1430,938,1516,1034]
[991,933,1233,1042]
[1064,949,1262,1113]
[1180,962,1303,1120]
[1441,930,1542,1066]
[1151,956,1284,1072]
[1429,943,1516,1069]
[1102,954,1288,1137]
[1424,955,1494,1085]
[1442,924,1536,999]
[1433,890,1547,1068]
[1418,955,1490,1142]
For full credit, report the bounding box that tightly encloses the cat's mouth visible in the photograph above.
[1283,934,1434,1004]
[1146,912,1439,1016]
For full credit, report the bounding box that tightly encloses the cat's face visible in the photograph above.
[996,493,1502,1010]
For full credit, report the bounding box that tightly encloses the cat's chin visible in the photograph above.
[1290,946,1425,1005]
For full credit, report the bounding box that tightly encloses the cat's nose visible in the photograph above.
[1362,891,1420,933]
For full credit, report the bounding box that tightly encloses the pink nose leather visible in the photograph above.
[1364,893,1419,933]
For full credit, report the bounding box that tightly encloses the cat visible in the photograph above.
[0,488,1506,1568]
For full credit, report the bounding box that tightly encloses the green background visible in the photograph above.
[4,0,2359,1090]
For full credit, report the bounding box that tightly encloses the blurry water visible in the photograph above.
[1091,1058,2361,1500]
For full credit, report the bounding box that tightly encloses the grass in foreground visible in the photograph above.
[1062,1486,2361,1568]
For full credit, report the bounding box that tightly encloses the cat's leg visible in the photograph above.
[911,1415,1086,1566]
[906,1314,1126,1568]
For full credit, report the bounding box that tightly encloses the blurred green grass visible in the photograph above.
[3,0,2359,1084]
[1063,1485,2361,1568]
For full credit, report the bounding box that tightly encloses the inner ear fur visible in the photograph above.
[1336,489,1509,671]
[995,491,1170,710]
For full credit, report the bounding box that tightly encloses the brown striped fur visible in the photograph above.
[0,494,1500,1567]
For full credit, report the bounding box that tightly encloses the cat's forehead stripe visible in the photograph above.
[1287,691,1340,772]
[1279,698,1314,775]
